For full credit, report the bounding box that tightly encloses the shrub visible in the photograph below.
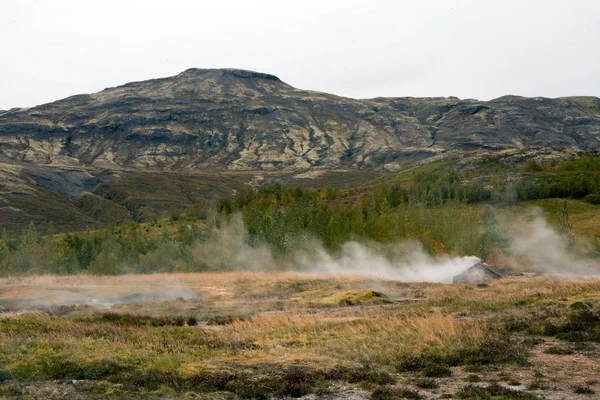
[74,313,174,327]
[554,308,600,342]
[279,366,321,397]
[219,368,325,399]
[0,369,12,383]
[527,380,547,390]
[123,369,186,390]
[371,387,422,400]
[584,193,600,204]
[422,364,452,378]
[465,374,482,382]
[207,315,240,326]
[506,304,600,343]
[414,378,439,389]
[455,383,538,399]
[573,385,595,395]
[395,332,528,378]
[524,160,544,172]
[328,366,395,385]
[452,334,529,366]
[543,345,573,355]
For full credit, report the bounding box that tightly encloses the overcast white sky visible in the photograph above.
[1,0,599,110]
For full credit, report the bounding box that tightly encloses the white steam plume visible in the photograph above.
[193,214,479,282]
[509,211,600,276]
[294,240,479,283]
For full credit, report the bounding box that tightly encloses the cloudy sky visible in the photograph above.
[1,0,599,110]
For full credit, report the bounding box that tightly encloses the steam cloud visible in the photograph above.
[509,210,600,277]
[292,241,478,283]
[4,210,598,311]
[193,214,479,283]
[192,212,600,281]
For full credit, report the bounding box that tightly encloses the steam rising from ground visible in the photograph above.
[509,210,600,277]
[0,276,202,310]
[193,212,599,281]
[192,214,478,283]
[3,210,599,311]
[294,241,479,283]
[86,287,200,308]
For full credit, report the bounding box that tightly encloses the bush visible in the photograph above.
[279,366,321,397]
[217,367,324,399]
[422,364,452,378]
[543,345,573,355]
[573,385,595,395]
[452,335,529,366]
[123,369,186,390]
[74,313,174,327]
[414,378,439,389]
[552,308,600,342]
[395,332,528,379]
[465,374,482,382]
[584,193,600,204]
[328,366,396,385]
[0,369,12,383]
[455,383,538,399]
[527,381,547,390]
[524,160,544,172]
[207,315,241,326]
[371,387,422,400]
[505,304,600,343]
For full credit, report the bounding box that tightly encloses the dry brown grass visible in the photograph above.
[1,272,599,398]
[2,272,598,314]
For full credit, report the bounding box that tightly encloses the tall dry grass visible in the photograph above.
[0,272,598,395]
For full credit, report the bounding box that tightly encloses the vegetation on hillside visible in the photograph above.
[1,155,599,276]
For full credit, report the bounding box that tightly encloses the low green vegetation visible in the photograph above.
[0,191,514,276]
[504,300,600,343]
[72,193,131,225]
[2,155,600,276]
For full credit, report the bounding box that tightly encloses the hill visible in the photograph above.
[1,68,599,233]
[2,68,599,170]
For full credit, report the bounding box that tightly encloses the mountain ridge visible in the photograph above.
[1,68,598,173]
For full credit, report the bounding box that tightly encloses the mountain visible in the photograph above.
[1,68,599,234]
[2,68,600,171]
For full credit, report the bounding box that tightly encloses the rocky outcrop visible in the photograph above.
[0,69,599,172]
[453,262,523,283]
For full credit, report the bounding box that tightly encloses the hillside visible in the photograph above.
[1,68,600,233]
[2,68,600,170]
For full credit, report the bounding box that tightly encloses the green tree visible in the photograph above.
[556,200,575,249]
[479,207,508,261]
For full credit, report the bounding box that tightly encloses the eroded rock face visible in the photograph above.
[1,68,598,172]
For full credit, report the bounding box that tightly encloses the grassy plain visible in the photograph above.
[1,272,599,399]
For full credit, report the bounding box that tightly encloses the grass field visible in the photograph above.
[1,272,599,399]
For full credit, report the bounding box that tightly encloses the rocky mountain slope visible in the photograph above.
[1,68,599,172]
[1,68,599,234]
